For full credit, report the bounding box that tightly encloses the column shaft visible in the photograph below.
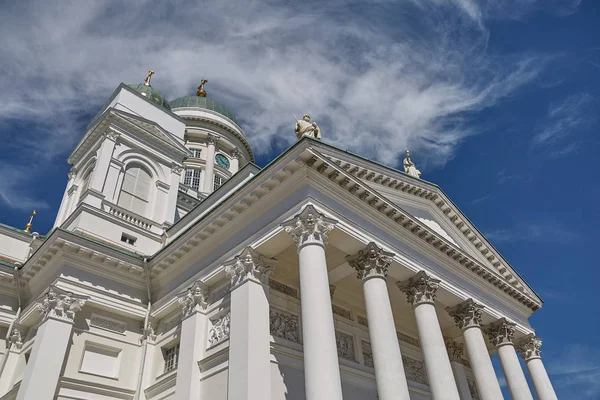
[298,243,343,400]
[497,344,533,400]
[462,326,504,400]
[526,358,557,400]
[203,138,216,193]
[414,303,461,400]
[16,319,73,400]
[0,348,21,395]
[363,276,410,399]
[175,311,207,399]
[228,279,271,400]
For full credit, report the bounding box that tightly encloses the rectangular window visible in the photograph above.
[183,169,201,190]
[213,175,223,191]
[121,233,137,245]
[192,149,202,158]
[164,343,180,373]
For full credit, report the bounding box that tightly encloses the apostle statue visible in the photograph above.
[295,113,321,140]
[403,150,421,179]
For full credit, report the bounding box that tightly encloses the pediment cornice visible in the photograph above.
[305,150,538,307]
[148,140,540,311]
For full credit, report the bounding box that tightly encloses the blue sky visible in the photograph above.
[0,0,598,398]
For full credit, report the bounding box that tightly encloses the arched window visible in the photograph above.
[118,165,152,215]
[79,169,92,200]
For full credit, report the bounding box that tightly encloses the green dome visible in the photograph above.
[169,96,239,125]
[127,83,170,109]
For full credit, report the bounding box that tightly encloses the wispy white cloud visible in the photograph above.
[0,163,51,211]
[532,93,595,150]
[470,194,490,205]
[0,0,572,207]
[547,344,600,400]
[485,222,577,243]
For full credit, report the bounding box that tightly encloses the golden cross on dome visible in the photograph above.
[197,79,208,97]
[144,70,155,86]
[25,210,36,233]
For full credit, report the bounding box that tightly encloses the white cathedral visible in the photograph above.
[0,72,559,400]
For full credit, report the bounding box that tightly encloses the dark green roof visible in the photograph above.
[169,96,240,125]
[127,84,170,109]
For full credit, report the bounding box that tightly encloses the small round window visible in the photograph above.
[215,153,230,169]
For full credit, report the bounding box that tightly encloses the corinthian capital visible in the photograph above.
[225,246,276,287]
[281,205,337,250]
[37,286,87,323]
[515,334,542,361]
[346,242,394,280]
[178,280,208,318]
[484,318,516,347]
[396,271,440,306]
[446,299,484,330]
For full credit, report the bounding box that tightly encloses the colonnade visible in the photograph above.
[278,205,558,400]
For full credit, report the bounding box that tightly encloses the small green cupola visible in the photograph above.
[128,70,170,109]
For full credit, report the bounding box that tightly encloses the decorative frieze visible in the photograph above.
[446,299,484,330]
[515,333,542,361]
[357,315,369,327]
[396,271,440,306]
[346,242,394,280]
[445,339,464,362]
[335,330,356,362]
[208,312,231,347]
[225,246,276,287]
[178,280,208,318]
[402,355,428,385]
[270,309,300,343]
[484,318,516,347]
[332,304,352,320]
[37,286,87,323]
[361,340,374,367]
[397,331,420,348]
[269,279,298,298]
[281,205,337,249]
[468,379,480,399]
[90,313,127,334]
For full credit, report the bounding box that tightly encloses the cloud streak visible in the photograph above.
[485,222,577,243]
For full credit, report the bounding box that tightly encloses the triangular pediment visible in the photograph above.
[301,142,539,303]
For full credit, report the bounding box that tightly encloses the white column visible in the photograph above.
[282,205,343,400]
[164,164,183,225]
[175,281,209,400]
[17,287,87,400]
[225,247,275,400]
[0,329,25,395]
[485,319,533,400]
[397,271,461,400]
[202,135,218,193]
[347,242,410,400]
[446,340,473,400]
[516,334,558,400]
[447,299,504,400]
[230,150,240,174]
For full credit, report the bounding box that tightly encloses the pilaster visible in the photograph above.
[174,280,208,400]
[17,286,87,400]
[225,247,275,400]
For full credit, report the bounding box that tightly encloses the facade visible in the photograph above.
[0,74,558,400]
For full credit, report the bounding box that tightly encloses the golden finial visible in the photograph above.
[144,70,155,86]
[197,79,208,97]
[24,210,36,233]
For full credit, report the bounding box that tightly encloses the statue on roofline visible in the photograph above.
[403,150,421,179]
[295,113,321,140]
